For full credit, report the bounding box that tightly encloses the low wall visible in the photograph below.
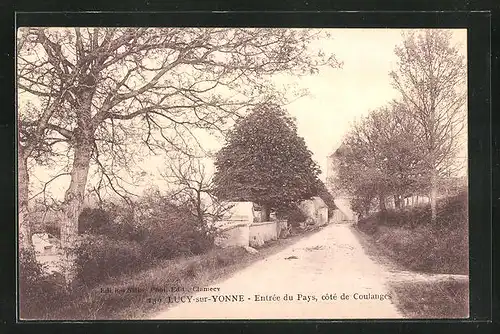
[214,222,250,248]
[249,221,278,247]
[215,220,288,248]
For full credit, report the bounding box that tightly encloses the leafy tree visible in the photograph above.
[212,104,321,220]
[17,27,340,284]
[390,29,467,222]
[332,103,424,215]
[332,142,381,216]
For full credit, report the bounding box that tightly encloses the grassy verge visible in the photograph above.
[33,227,321,320]
[355,192,468,275]
[351,191,469,318]
[353,224,469,319]
[389,280,469,319]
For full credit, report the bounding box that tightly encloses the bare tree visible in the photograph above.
[161,154,224,229]
[390,29,467,222]
[17,27,340,284]
[17,28,71,252]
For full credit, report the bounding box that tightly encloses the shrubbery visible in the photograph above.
[276,204,307,226]
[360,190,467,228]
[19,250,68,319]
[78,207,112,235]
[356,191,468,274]
[73,194,216,287]
[22,192,223,318]
[74,235,145,286]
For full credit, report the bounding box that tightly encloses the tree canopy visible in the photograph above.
[17,27,339,259]
[212,104,321,216]
[389,29,467,221]
[331,30,466,219]
[332,103,425,215]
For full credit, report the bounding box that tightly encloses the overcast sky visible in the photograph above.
[285,28,407,179]
[27,28,468,201]
[166,28,467,183]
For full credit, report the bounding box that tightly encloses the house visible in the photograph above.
[331,197,357,223]
[214,201,287,249]
[326,145,359,223]
[298,196,329,226]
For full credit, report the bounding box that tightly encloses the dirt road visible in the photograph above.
[150,223,402,320]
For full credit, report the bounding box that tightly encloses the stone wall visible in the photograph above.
[214,222,250,248]
[215,220,289,249]
[249,221,278,247]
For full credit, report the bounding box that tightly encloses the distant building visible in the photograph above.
[326,145,357,223]
[326,143,349,195]
[298,196,329,226]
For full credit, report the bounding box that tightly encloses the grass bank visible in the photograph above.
[355,191,468,275]
[390,279,469,318]
[30,227,322,320]
[353,191,469,318]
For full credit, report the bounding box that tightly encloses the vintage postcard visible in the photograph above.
[17,27,469,320]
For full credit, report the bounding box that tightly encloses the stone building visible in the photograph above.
[326,145,357,223]
[298,196,329,226]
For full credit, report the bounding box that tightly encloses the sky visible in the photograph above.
[282,29,406,179]
[26,28,468,201]
[164,28,467,183]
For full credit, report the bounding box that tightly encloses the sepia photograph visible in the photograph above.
[16,27,469,320]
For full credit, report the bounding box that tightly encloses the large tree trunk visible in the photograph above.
[18,148,33,254]
[60,140,93,287]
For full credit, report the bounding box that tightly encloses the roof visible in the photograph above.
[316,180,337,210]
[311,196,327,208]
[331,143,349,157]
[220,201,255,221]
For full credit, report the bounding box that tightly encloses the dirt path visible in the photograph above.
[149,223,403,320]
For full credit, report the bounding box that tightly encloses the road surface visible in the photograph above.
[150,223,403,320]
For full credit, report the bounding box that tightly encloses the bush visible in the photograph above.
[19,250,68,319]
[356,191,468,274]
[74,210,216,286]
[78,206,146,242]
[73,195,217,287]
[139,216,215,261]
[276,204,307,226]
[78,207,112,234]
[358,191,467,230]
[44,221,61,238]
[74,235,145,287]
